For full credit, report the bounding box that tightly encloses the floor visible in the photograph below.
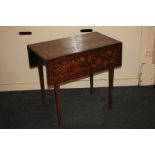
[0,86,155,129]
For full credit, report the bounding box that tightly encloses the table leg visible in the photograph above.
[108,68,114,109]
[90,73,93,94]
[38,62,46,104]
[54,84,62,126]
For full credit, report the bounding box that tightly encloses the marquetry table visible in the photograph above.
[27,32,122,126]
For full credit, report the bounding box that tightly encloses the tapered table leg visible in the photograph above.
[90,73,93,94]
[38,62,46,104]
[108,68,114,109]
[54,84,62,126]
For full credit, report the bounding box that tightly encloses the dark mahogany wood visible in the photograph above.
[90,74,93,94]
[38,61,46,104]
[27,32,121,62]
[27,32,122,126]
[108,68,114,109]
[54,84,62,126]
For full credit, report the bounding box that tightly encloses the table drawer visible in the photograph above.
[46,46,121,85]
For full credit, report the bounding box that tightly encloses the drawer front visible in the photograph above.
[46,46,121,85]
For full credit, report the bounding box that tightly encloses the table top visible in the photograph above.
[27,32,121,61]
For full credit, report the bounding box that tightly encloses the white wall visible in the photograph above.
[0,26,154,91]
[140,27,155,85]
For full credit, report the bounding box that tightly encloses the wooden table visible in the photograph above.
[27,32,122,126]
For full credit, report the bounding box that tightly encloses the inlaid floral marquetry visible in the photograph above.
[46,47,120,84]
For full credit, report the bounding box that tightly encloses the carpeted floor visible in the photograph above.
[0,86,155,129]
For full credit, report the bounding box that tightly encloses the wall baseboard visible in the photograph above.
[0,78,138,92]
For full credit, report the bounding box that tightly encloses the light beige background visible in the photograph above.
[0,26,155,91]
